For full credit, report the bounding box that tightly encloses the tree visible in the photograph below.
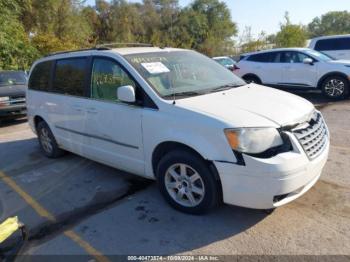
[275,12,307,48]
[0,0,238,69]
[308,11,350,38]
[173,0,237,56]
[21,0,92,48]
[0,0,38,70]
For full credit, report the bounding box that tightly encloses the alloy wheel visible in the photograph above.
[40,128,53,154]
[325,79,345,97]
[164,163,205,207]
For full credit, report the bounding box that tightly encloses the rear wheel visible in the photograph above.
[156,150,220,215]
[37,121,65,158]
[243,75,261,84]
[321,75,349,99]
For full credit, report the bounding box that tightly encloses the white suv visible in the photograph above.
[235,48,350,99]
[309,34,350,60]
[27,47,329,214]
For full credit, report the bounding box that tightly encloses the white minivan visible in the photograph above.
[27,47,330,214]
[309,34,350,60]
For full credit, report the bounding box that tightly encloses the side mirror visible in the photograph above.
[117,85,136,103]
[303,58,314,65]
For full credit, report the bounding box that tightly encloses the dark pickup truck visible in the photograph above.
[0,71,27,118]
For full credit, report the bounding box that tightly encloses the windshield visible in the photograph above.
[0,71,27,86]
[305,50,334,62]
[125,51,245,99]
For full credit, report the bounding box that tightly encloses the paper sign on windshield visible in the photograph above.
[141,62,170,74]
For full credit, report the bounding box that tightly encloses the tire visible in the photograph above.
[156,150,220,215]
[37,121,65,158]
[243,75,261,84]
[321,75,349,99]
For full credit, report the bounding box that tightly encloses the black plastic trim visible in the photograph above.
[55,126,139,149]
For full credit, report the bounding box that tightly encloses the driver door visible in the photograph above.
[83,56,145,175]
[280,51,318,88]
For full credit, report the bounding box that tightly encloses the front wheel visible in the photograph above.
[321,76,349,99]
[243,75,261,84]
[156,150,220,215]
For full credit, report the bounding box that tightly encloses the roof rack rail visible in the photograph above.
[45,47,110,57]
[45,43,154,57]
[96,42,154,48]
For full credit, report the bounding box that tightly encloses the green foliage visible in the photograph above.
[7,1,350,70]
[275,12,307,48]
[308,11,350,38]
[0,0,38,70]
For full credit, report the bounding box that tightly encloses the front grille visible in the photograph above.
[293,112,328,160]
[9,95,26,105]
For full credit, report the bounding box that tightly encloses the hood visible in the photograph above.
[175,84,315,127]
[0,84,27,97]
[328,60,350,66]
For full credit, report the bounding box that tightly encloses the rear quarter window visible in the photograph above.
[246,52,277,63]
[29,61,53,91]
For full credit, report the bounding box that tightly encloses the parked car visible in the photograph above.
[309,34,350,60]
[0,71,27,119]
[212,56,236,71]
[235,48,350,99]
[27,47,329,214]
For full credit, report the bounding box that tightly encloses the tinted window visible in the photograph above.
[280,51,311,63]
[53,58,87,96]
[315,38,350,51]
[29,61,52,91]
[91,58,135,102]
[247,52,278,63]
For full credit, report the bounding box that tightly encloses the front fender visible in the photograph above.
[142,111,236,178]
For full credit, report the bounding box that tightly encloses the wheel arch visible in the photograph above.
[317,72,349,89]
[151,141,223,198]
[242,73,262,83]
[33,115,46,131]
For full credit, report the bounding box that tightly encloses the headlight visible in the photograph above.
[224,128,283,154]
[0,96,9,102]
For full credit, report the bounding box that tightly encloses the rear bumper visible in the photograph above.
[214,136,329,209]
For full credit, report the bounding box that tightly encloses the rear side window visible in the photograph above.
[29,61,52,91]
[52,58,87,96]
[315,38,350,51]
[247,52,278,63]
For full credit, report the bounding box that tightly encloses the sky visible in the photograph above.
[85,0,350,37]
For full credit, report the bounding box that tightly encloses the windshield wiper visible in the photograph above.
[210,83,244,92]
[163,91,202,98]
